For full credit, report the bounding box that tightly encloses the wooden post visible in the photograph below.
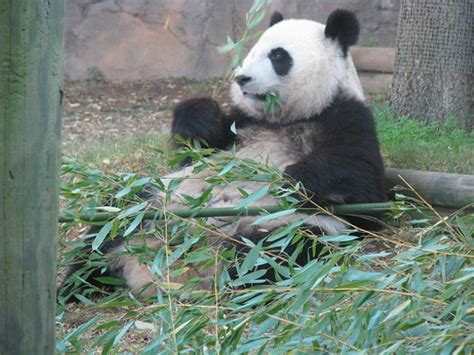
[0,1,64,354]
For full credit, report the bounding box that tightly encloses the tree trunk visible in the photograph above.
[390,0,473,131]
[0,1,64,354]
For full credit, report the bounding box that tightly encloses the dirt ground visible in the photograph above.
[62,79,231,150]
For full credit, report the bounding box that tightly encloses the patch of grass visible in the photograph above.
[63,132,172,175]
[374,107,474,174]
[87,66,105,82]
[184,79,220,96]
[361,37,381,47]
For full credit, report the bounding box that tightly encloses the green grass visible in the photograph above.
[374,107,474,174]
[63,132,172,175]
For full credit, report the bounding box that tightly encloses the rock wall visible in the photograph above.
[65,0,400,81]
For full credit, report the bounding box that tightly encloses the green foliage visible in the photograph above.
[263,91,282,118]
[218,0,272,68]
[362,37,381,47]
[374,107,474,174]
[87,66,105,82]
[57,149,474,353]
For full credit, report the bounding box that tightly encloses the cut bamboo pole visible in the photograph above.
[58,202,395,223]
[57,170,473,224]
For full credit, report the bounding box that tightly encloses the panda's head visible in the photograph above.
[231,9,364,123]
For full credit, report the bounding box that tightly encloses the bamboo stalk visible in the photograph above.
[58,202,395,223]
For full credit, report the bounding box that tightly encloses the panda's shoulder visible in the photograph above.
[319,95,376,131]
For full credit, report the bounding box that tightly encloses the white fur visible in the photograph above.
[231,19,364,122]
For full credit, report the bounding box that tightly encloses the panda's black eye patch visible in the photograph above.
[268,47,293,76]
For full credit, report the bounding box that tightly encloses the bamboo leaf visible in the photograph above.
[248,9,266,29]
[236,337,268,353]
[219,160,236,176]
[130,177,151,188]
[123,212,145,236]
[241,240,263,274]
[117,201,148,219]
[236,185,270,208]
[252,208,296,225]
[94,276,126,286]
[383,300,411,323]
[230,269,267,287]
[230,121,237,134]
[166,237,200,267]
[319,235,359,242]
[112,321,134,347]
[92,222,113,251]
[217,39,236,54]
[249,0,266,14]
[115,186,131,198]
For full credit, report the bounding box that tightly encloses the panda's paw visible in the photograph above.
[172,97,229,149]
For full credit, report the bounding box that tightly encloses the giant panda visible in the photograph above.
[61,9,386,300]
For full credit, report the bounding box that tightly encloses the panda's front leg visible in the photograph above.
[172,97,235,151]
[284,155,352,206]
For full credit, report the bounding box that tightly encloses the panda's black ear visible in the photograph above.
[324,9,360,57]
[269,11,284,27]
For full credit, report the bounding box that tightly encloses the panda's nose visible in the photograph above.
[235,75,252,87]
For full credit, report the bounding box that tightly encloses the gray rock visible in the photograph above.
[65,0,400,81]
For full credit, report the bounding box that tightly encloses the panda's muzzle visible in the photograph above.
[235,75,252,87]
[243,92,266,101]
[235,75,267,101]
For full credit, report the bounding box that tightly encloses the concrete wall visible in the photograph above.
[65,0,400,81]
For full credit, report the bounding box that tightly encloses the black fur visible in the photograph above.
[172,97,235,150]
[172,97,237,166]
[324,9,360,57]
[269,47,293,76]
[283,95,386,205]
[269,11,284,27]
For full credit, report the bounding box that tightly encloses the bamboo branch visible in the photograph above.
[58,202,395,223]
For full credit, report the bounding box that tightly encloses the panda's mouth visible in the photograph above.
[243,92,267,101]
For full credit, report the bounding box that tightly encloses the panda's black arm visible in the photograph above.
[284,147,386,205]
[171,97,236,150]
